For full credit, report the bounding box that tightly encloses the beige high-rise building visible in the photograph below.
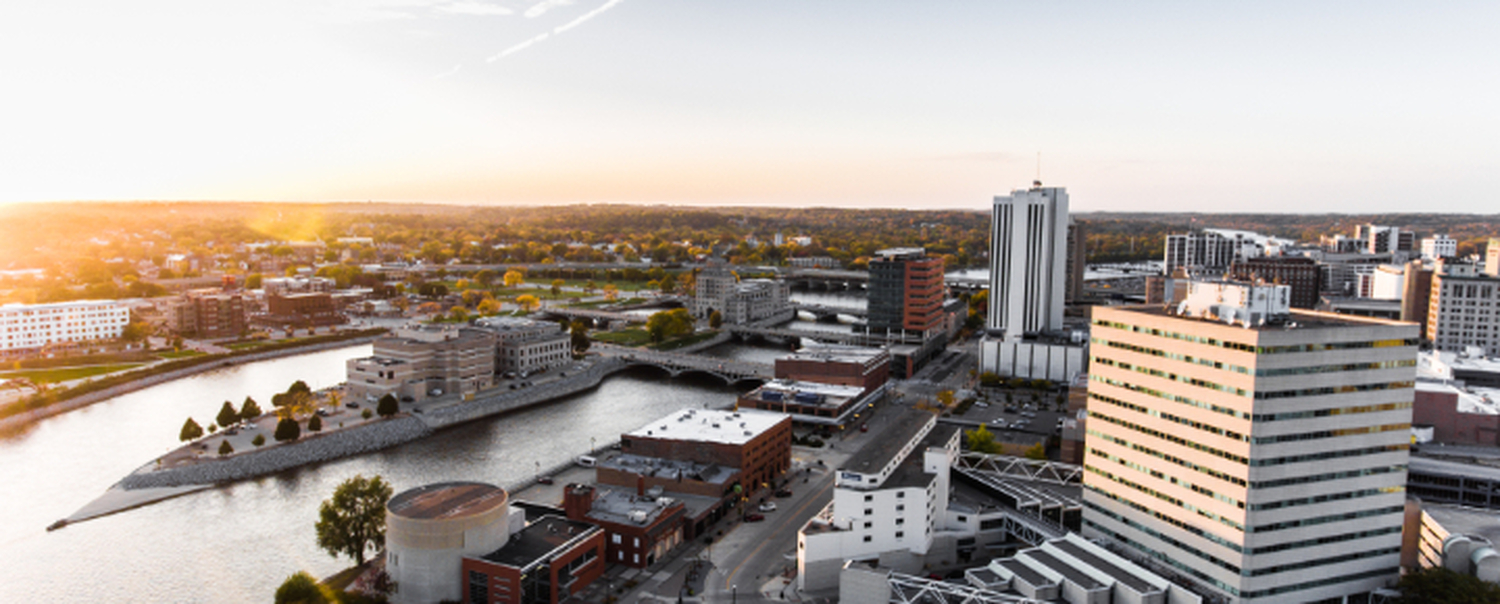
[1083,281,1417,603]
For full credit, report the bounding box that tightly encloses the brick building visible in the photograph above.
[173,289,247,338]
[773,343,889,394]
[1229,255,1321,309]
[1414,382,1500,446]
[257,292,345,329]
[461,515,605,604]
[561,484,685,569]
[619,408,792,496]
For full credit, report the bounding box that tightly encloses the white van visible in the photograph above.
[576,455,597,468]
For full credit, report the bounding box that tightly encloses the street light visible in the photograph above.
[590,436,596,453]
[732,584,737,603]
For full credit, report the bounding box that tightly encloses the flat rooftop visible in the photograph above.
[1423,502,1500,545]
[478,515,598,569]
[882,424,961,490]
[781,344,887,365]
[585,486,680,527]
[388,481,508,520]
[600,453,737,485]
[1410,456,1500,482]
[1107,304,1407,331]
[626,408,786,446]
[841,406,936,477]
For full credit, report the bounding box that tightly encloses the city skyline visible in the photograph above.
[3,1,1498,212]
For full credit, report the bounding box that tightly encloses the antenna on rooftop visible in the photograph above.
[1034,151,1042,188]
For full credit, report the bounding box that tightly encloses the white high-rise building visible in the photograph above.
[1084,285,1416,603]
[979,184,1084,380]
[986,185,1068,338]
[0,300,130,357]
[1420,235,1457,260]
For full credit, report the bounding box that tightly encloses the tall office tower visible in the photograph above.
[1083,281,1416,603]
[868,247,945,334]
[1426,259,1500,357]
[987,184,1069,338]
[1064,217,1087,305]
[1420,235,1457,260]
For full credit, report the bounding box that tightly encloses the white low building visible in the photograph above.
[0,300,130,358]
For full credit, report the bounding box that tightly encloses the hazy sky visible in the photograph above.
[3,1,1497,212]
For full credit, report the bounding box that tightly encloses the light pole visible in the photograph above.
[732,584,737,603]
[590,436,596,454]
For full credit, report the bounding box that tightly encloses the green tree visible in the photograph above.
[570,320,591,354]
[219,440,234,456]
[252,434,266,447]
[288,380,312,395]
[1024,442,1047,460]
[274,571,333,604]
[646,308,694,343]
[1395,566,1500,603]
[275,417,301,442]
[245,273,263,290]
[216,400,239,428]
[179,417,203,442]
[551,278,565,298]
[474,268,496,286]
[120,320,151,344]
[936,390,955,407]
[308,414,323,432]
[377,394,399,418]
[240,396,263,422]
[708,309,723,329]
[964,425,1003,454]
[315,475,394,566]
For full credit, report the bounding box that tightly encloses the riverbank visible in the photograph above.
[0,330,385,433]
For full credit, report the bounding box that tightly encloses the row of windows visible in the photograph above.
[1253,401,1411,422]
[1091,335,1415,378]
[1256,464,1407,489]
[1249,443,1407,468]
[1087,429,1247,487]
[1091,337,1251,374]
[1092,375,1249,420]
[1085,486,1246,554]
[1089,410,1248,465]
[1255,381,1414,401]
[1251,486,1403,512]
[1092,319,1416,354]
[1085,463,1246,532]
[1091,392,1248,442]
[1249,422,1410,445]
[1089,447,1244,509]
[1254,507,1405,535]
[1093,356,1250,397]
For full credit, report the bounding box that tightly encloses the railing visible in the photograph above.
[887,572,1045,604]
[954,452,1084,486]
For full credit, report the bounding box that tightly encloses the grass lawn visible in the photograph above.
[225,340,280,350]
[155,350,205,360]
[593,328,652,347]
[0,364,145,384]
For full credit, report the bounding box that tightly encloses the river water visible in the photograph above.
[0,344,741,603]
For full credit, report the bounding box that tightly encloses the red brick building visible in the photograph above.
[562,484,685,569]
[773,344,890,394]
[1414,383,1500,446]
[256,292,345,329]
[619,408,792,495]
[461,515,605,604]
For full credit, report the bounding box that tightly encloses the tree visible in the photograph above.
[474,269,496,286]
[289,380,312,395]
[476,298,502,315]
[216,401,239,429]
[315,475,394,566]
[219,440,234,456]
[120,320,151,344]
[275,417,301,442]
[570,320,591,354]
[240,396,263,422]
[708,309,723,329]
[503,269,525,288]
[377,394,399,418]
[964,425,1003,454]
[936,390,955,407]
[551,278,565,298]
[515,294,540,312]
[252,434,266,447]
[274,571,333,604]
[602,283,619,301]
[1024,442,1047,460]
[308,414,323,433]
[245,273,263,290]
[180,417,203,442]
[646,308,694,343]
[1396,566,1500,603]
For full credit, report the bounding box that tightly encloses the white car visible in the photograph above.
[758,501,777,512]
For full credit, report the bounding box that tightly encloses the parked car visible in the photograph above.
[860,423,869,433]
[775,488,793,498]
[536,475,554,485]
[743,513,765,522]
[758,501,777,512]
[345,402,359,409]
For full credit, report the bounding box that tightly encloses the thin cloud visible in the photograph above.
[440,1,514,15]
[487,0,626,62]
[433,64,462,79]
[525,0,576,18]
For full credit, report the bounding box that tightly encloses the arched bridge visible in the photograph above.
[596,345,773,385]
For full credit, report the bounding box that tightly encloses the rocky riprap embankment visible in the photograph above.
[119,417,431,489]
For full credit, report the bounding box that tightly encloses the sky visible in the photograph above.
[2,1,1498,212]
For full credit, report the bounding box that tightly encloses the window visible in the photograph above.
[897,492,905,499]
[896,505,904,512]
[863,536,872,543]
[864,494,873,502]
[864,521,872,529]
[896,531,904,539]
[612,534,621,544]
[896,518,905,526]
[634,537,640,547]
[865,508,873,516]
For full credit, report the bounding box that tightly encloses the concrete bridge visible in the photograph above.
[539,307,646,327]
[595,345,773,385]
[725,323,925,347]
[790,302,867,322]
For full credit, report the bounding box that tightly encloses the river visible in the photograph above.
[0,344,741,603]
